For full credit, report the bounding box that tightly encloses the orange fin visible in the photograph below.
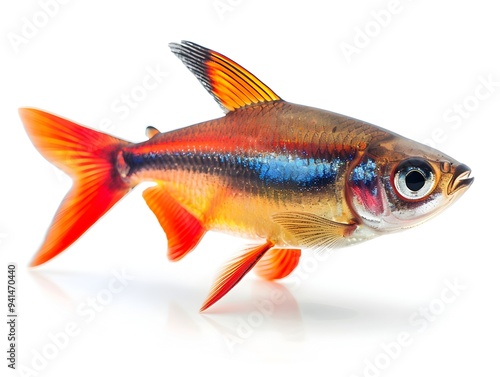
[272,212,357,251]
[19,108,132,266]
[200,241,274,312]
[255,248,301,280]
[169,41,281,112]
[143,185,206,261]
[145,126,160,139]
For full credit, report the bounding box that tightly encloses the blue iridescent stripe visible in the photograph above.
[350,158,378,194]
[125,150,344,188]
[351,158,376,185]
[237,154,341,187]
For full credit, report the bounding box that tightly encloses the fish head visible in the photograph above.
[347,135,474,233]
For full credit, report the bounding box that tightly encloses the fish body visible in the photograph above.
[20,41,473,311]
[122,101,377,246]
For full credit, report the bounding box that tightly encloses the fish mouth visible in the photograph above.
[447,164,474,195]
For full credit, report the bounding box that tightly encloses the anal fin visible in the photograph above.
[255,248,301,280]
[200,241,274,312]
[143,185,206,261]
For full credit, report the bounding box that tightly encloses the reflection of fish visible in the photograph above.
[20,41,473,311]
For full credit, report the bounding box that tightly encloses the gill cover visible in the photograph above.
[348,155,387,225]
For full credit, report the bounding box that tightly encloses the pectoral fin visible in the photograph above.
[272,212,357,251]
[255,248,301,280]
[200,241,274,312]
[143,185,206,261]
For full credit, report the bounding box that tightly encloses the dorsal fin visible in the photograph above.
[169,41,281,112]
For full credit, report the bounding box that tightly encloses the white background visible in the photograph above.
[1,1,499,376]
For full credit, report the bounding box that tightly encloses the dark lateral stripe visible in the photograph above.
[124,150,349,189]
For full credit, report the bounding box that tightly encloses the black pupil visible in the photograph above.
[405,170,426,191]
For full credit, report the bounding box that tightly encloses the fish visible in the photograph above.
[19,41,474,311]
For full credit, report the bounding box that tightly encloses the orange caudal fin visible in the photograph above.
[200,241,275,312]
[19,108,132,266]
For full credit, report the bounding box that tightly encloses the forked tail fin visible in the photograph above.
[19,108,132,266]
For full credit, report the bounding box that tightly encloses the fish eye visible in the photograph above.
[394,159,435,200]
